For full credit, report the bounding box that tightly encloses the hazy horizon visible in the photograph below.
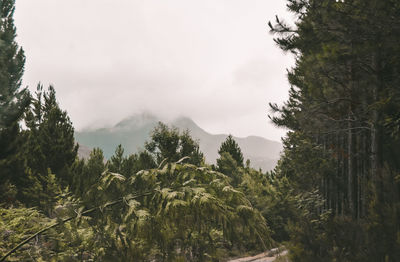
[14,0,295,141]
[79,111,283,142]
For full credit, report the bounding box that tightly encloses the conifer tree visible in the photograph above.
[269,0,400,260]
[72,148,106,204]
[136,150,157,170]
[0,0,30,192]
[20,85,78,207]
[107,145,156,177]
[145,122,204,166]
[24,85,78,185]
[0,0,29,129]
[107,144,125,174]
[217,135,244,167]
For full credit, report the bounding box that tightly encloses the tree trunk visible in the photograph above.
[348,116,354,216]
[371,51,382,179]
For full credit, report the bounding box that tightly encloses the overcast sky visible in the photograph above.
[14,0,294,141]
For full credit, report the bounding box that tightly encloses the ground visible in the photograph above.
[228,249,289,262]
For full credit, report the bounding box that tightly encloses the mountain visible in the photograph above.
[77,144,92,159]
[75,113,282,171]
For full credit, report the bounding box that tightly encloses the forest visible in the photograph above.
[1,0,400,261]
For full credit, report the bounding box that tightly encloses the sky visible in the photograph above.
[14,0,295,142]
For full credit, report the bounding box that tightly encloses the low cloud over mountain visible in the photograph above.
[75,113,282,171]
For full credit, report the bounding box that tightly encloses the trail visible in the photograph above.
[228,249,288,262]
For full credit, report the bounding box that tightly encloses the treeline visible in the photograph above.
[269,0,400,261]
[0,68,274,261]
[0,1,285,260]
[1,86,276,259]
[3,0,399,261]
[0,89,277,260]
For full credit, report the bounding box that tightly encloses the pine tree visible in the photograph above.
[18,85,78,209]
[107,145,155,177]
[0,0,30,193]
[24,84,78,186]
[107,144,125,174]
[75,148,106,204]
[269,0,400,260]
[0,0,29,129]
[217,135,244,167]
[136,150,157,170]
[145,122,204,166]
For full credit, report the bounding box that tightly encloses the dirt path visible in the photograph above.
[228,249,288,262]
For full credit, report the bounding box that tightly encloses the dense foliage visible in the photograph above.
[145,122,204,167]
[1,125,276,261]
[81,160,271,260]
[3,0,398,261]
[217,135,244,168]
[0,0,29,202]
[0,5,279,258]
[269,0,400,261]
[0,0,29,129]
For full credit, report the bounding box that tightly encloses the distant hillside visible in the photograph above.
[75,113,282,171]
[77,144,92,159]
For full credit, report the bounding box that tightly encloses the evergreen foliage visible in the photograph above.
[79,160,272,261]
[0,1,281,260]
[14,84,79,212]
[216,152,242,187]
[23,84,78,186]
[0,0,29,129]
[107,144,125,174]
[0,0,29,197]
[269,0,400,260]
[145,122,204,166]
[217,135,244,167]
[71,148,106,204]
[0,196,103,261]
[8,0,400,260]
[106,145,156,178]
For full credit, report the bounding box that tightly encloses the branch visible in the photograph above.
[0,191,153,262]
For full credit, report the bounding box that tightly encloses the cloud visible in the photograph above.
[14,0,294,141]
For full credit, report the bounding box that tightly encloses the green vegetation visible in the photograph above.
[268,0,400,261]
[1,114,276,261]
[0,4,277,257]
[217,135,244,168]
[0,0,29,203]
[145,122,204,167]
[74,115,282,172]
[1,0,399,261]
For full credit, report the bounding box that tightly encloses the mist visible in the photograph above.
[14,0,295,141]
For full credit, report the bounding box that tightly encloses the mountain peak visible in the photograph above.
[172,116,200,130]
[115,112,158,129]
[75,113,282,171]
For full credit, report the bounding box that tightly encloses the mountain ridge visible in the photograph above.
[75,113,282,171]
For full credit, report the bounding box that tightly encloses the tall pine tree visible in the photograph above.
[24,85,78,185]
[0,0,30,198]
[20,85,78,208]
[217,135,244,167]
[0,0,28,128]
[269,0,400,260]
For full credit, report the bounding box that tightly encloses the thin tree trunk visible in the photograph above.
[371,52,381,179]
[348,117,354,216]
